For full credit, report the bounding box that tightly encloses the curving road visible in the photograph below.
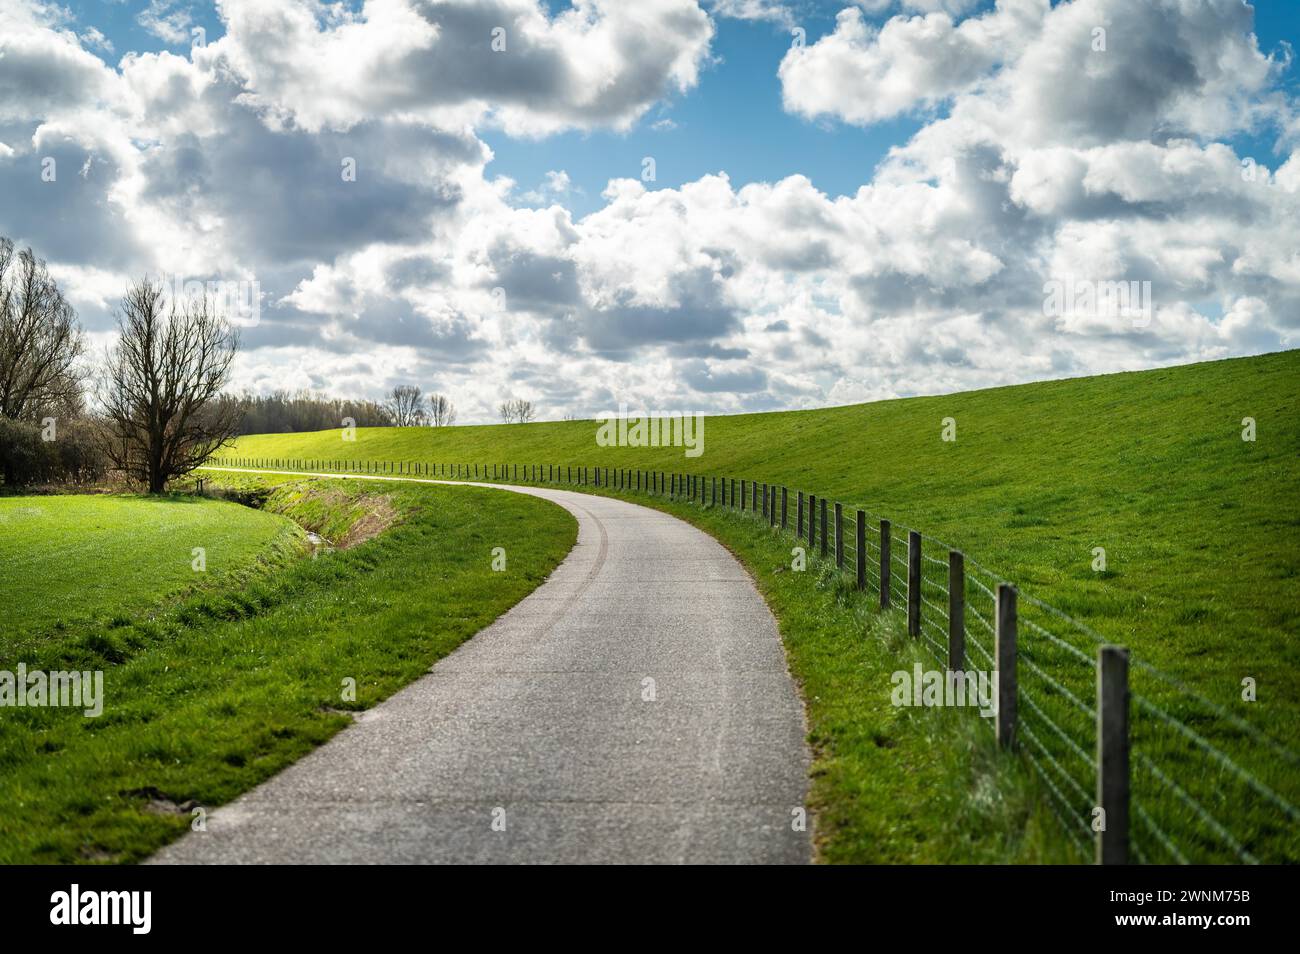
[151,478,812,864]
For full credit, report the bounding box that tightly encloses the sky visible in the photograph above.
[1,0,1297,423]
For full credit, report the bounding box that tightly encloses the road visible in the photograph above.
[151,476,812,864]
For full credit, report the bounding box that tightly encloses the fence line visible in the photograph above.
[207,453,1298,864]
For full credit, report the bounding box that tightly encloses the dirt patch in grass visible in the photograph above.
[260,481,405,550]
[335,494,399,548]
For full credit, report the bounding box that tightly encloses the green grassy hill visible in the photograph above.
[217,350,1300,861]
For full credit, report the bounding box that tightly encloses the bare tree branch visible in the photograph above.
[385,384,426,427]
[98,277,240,492]
[427,392,456,427]
[499,397,536,424]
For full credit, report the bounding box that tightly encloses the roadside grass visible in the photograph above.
[0,494,303,639]
[213,349,1300,862]
[0,479,576,863]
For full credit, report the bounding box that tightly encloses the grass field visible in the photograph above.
[0,495,303,639]
[214,349,1300,862]
[0,481,576,863]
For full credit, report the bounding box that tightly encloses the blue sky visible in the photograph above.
[485,11,927,215]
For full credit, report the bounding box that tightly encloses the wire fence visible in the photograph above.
[209,456,1299,864]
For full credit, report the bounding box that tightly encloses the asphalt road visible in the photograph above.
[151,478,812,864]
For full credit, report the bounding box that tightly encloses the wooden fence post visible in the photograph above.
[741,479,747,511]
[996,584,1018,749]
[907,530,921,638]
[1097,646,1130,865]
[856,510,866,590]
[879,519,891,609]
[948,551,965,671]
[781,487,788,529]
[797,491,804,537]
[762,484,768,519]
[807,495,816,549]
[835,503,844,568]
[712,476,717,506]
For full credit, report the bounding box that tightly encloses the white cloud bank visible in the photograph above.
[0,0,1296,422]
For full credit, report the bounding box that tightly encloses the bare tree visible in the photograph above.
[385,384,426,427]
[499,398,536,424]
[428,392,456,427]
[99,278,240,492]
[0,237,85,482]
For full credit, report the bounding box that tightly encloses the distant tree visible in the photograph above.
[385,384,426,427]
[0,237,85,483]
[428,392,456,427]
[99,278,240,492]
[499,398,536,424]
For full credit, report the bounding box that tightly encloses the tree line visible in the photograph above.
[222,391,393,435]
[0,236,545,492]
